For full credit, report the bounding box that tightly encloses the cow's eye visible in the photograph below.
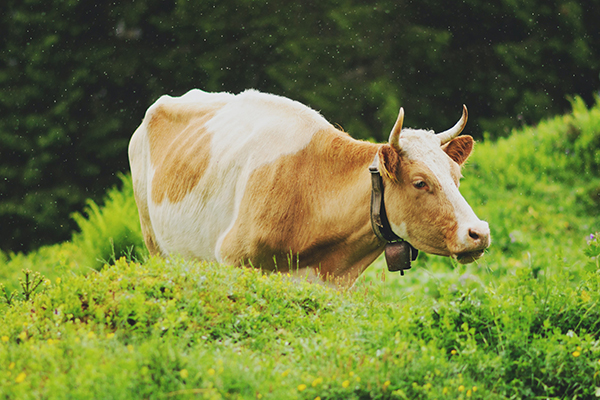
[413,180,428,190]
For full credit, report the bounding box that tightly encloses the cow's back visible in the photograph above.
[129,89,332,261]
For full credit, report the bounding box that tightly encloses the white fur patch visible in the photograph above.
[142,89,332,261]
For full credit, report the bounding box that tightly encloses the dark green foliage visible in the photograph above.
[2,0,600,252]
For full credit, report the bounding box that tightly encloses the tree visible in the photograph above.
[1,0,599,252]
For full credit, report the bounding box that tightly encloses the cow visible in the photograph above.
[128,89,490,287]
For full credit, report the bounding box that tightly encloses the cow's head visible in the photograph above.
[378,106,490,263]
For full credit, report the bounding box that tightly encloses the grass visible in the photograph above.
[1,96,600,399]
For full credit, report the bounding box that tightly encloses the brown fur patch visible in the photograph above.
[380,157,460,256]
[148,103,224,204]
[442,135,474,166]
[220,128,383,283]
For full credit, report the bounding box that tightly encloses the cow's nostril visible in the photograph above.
[468,229,480,241]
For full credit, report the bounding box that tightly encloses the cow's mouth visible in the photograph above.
[454,250,485,264]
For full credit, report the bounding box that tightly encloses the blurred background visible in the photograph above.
[1,0,599,253]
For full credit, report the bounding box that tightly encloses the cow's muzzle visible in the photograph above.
[453,221,491,264]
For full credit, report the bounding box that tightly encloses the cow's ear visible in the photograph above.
[379,145,401,181]
[442,135,474,166]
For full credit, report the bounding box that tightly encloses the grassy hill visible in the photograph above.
[1,97,600,399]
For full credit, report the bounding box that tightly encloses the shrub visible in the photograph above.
[71,173,146,270]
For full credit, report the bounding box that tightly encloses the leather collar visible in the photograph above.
[369,153,418,274]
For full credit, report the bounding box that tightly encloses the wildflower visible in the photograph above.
[442,387,449,395]
[208,368,215,376]
[383,380,391,389]
[87,331,96,339]
[312,377,323,387]
[458,385,465,392]
[297,384,307,391]
[47,339,54,345]
[56,277,61,284]
[315,397,321,400]
[342,380,350,388]
[180,369,189,379]
[15,372,26,383]
[572,351,581,357]
[451,349,457,355]
[472,386,478,392]
[582,291,591,302]
[467,389,472,397]
[106,333,115,339]
[9,362,15,370]
[281,369,290,377]
[1,336,8,342]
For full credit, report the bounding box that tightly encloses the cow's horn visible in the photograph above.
[437,105,468,145]
[389,107,404,152]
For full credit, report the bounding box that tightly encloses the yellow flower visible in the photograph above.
[208,368,216,376]
[15,372,26,383]
[281,369,290,377]
[442,387,449,395]
[342,380,350,388]
[297,384,307,391]
[451,349,457,355]
[572,351,581,357]
[581,290,591,302]
[9,362,15,370]
[47,339,54,345]
[1,336,8,342]
[312,377,323,387]
[106,333,115,339]
[315,397,321,400]
[180,369,189,379]
[56,277,61,284]
[383,380,391,389]
[472,386,478,392]
[87,331,96,339]
[467,389,472,397]
[458,385,465,392]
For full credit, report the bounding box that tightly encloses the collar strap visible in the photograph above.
[369,153,402,242]
[369,153,418,274]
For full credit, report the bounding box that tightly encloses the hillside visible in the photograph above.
[1,98,600,399]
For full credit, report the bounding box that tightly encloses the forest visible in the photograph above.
[1,0,599,252]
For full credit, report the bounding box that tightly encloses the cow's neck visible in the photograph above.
[308,130,386,285]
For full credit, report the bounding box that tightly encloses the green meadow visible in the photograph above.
[1,97,600,399]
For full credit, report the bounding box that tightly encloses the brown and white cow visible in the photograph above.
[128,89,490,286]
